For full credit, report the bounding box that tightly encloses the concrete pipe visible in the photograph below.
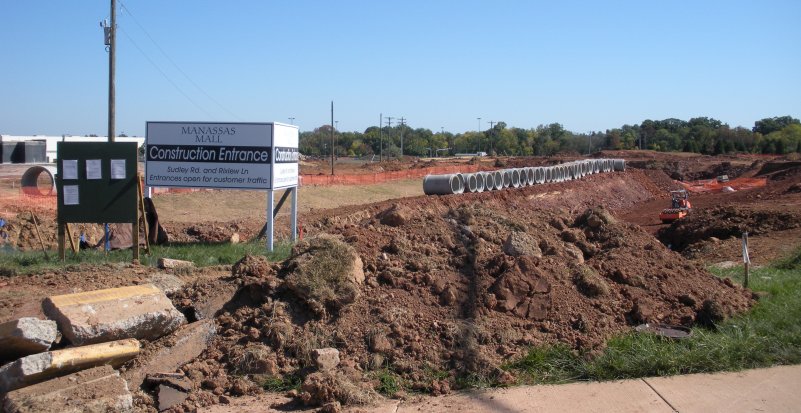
[479,172,495,191]
[592,160,601,174]
[613,159,626,171]
[21,165,57,196]
[526,167,535,185]
[582,160,590,176]
[475,172,486,192]
[602,159,610,173]
[543,167,551,183]
[463,173,479,193]
[423,174,464,195]
[455,173,466,189]
[502,170,512,188]
[510,169,521,188]
[536,167,545,184]
[493,170,504,190]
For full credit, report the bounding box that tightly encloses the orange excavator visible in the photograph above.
[659,190,692,223]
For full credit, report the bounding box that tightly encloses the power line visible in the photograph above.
[119,1,242,121]
[118,27,214,118]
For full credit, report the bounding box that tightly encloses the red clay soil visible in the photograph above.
[155,170,754,411]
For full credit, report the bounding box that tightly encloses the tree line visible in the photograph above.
[299,115,801,158]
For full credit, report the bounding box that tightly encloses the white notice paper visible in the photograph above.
[63,185,79,205]
[86,159,102,180]
[62,160,78,180]
[110,159,126,179]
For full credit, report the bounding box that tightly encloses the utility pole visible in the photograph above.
[105,0,116,142]
[488,120,495,154]
[441,127,445,157]
[588,131,592,155]
[379,113,383,161]
[330,101,334,175]
[386,116,394,154]
[477,117,481,152]
[398,117,406,158]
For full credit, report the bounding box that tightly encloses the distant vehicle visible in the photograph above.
[717,175,730,183]
[455,152,487,157]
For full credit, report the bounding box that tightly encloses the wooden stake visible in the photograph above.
[65,223,77,254]
[30,212,48,259]
[137,173,150,254]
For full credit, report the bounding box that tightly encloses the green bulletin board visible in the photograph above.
[56,142,138,223]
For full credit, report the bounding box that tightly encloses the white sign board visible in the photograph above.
[145,122,298,189]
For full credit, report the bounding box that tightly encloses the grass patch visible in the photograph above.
[509,249,801,383]
[374,369,402,397]
[261,374,302,392]
[0,240,292,276]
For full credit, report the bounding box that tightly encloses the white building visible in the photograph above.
[0,135,145,163]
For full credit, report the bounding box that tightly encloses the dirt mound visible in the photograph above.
[166,221,256,244]
[162,197,753,411]
[658,206,801,252]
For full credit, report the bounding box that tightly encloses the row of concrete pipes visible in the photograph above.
[423,158,626,195]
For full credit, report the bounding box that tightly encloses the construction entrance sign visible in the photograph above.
[145,121,299,250]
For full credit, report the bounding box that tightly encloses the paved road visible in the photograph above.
[201,364,801,413]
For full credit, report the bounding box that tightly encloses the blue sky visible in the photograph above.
[1,1,799,136]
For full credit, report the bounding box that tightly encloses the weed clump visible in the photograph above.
[283,234,364,317]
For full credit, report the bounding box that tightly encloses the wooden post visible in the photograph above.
[132,219,139,262]
[65,223,77,254]
[742,232,750,288]
[137,173,150,254]
[58,222,65,261]
[31,212,48,259]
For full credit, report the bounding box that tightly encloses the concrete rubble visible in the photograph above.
[0,318,58,361]
[123,320,216,389]
[312,348,341,371]
[2,365,133,413]
[0,338,140,393]
[42,284,186,345]
[158,258,195,269]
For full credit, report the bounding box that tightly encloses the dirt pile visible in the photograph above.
[658,205,801,252]
[159,196,753,411]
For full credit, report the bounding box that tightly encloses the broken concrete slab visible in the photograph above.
[158,384,189,411]
[4,366,133,413]
[0,338,140,393]
[158,258,195,269]
[122,320,216,390]
[312,348,340,371]
[42,284,186,345]
[146,373,193,392]
[149,273,185,294]
[0,318,58,361]
[2,365,132,413]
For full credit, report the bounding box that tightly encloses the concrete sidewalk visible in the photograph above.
[200,364,801,413]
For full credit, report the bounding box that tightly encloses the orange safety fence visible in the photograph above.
[300,164,486,186]
[678,177,767,194]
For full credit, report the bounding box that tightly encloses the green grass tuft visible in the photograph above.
[0,240,293,275]
[509,248,801,383]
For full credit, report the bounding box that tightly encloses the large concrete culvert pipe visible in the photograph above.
[511,169,522,188]
[475,172,486,192]
[502,170,512,188]
[526,167,535,185]
[482,172,494,191]
[592,160,601,174]
[613,159,626,171]
[463,173,479,193]
[493,170,504,190]
[423,174,464,195]
[581,160,590,176]
[535,167,545,184]
[21,165,57,196]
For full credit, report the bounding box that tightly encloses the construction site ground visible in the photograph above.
[1,150,800,412]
